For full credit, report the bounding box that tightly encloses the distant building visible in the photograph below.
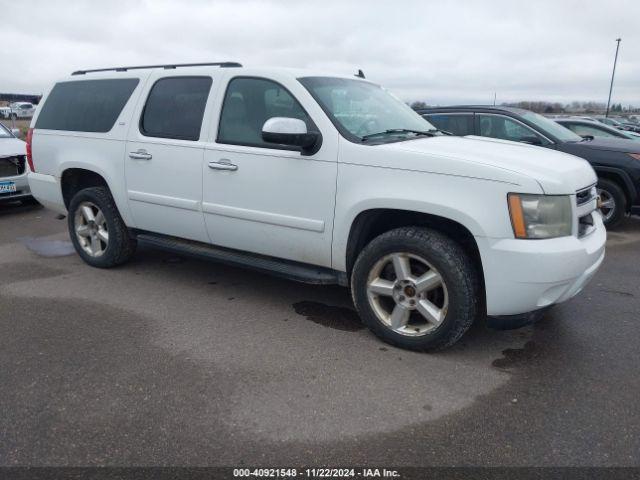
[0,93,42,105]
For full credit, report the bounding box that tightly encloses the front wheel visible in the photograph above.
[351,227,481,351]
[597,178,627,229]
[68,186,137,268]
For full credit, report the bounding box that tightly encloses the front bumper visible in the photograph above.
[478,212,606,316]
[0,172,31,203]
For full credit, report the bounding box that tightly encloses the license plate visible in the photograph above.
[0,181,17,194]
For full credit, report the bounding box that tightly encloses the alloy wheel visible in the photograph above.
[597,188,616,222]
[366,252,448,336]
[74,201,109,257]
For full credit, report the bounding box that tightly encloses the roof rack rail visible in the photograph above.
[71,62,242,76]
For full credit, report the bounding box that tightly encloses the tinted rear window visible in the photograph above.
[140,76,212,141]
[36,79,139,132]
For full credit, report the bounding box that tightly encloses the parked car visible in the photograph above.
[555,118,640,142]
[619,122,640,134]
[6,102,36,119]
[27,63,605,351]
[419,106,640,228]
[0,122,31,203]
[593,116,639,132]
[0,106,11,119]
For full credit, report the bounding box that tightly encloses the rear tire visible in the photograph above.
[597,178,626,229]
[68,186,136,268]
[351,227,481,351]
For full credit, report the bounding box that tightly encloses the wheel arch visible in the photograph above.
[60,168,109,209]
[59,165,135,226]
[593,166,637,211]
[344,208,485,306]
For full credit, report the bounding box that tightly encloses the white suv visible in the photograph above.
[6,102,36,119]
[27,62,606,351]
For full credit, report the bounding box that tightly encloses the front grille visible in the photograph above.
[0,155,26,178]
[575,185,598,238]
[576,185,596,206]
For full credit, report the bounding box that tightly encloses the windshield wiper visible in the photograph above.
[428,128,453,136]
[361,129,436,141]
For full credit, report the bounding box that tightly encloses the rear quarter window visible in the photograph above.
[35,79,139,133]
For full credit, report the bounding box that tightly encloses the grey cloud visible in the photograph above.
[1,0,638,105]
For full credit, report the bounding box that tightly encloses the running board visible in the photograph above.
[135,232,346,285]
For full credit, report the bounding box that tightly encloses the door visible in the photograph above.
[202,75,337,267]
[125,74,214,242]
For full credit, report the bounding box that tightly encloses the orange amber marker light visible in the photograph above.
[508,194,527,239]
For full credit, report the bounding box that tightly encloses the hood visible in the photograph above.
[0,137,27,156]
[379,135,596,194]
[566,137,640,153]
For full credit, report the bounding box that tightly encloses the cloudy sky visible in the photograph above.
[2,0,639,105]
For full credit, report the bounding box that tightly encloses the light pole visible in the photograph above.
[605,38,622,118]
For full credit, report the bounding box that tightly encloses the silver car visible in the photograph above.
[0,123,31,203]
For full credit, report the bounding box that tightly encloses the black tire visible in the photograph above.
[68,186,137,268]
[597,178,627,229]
[351,227,481,352]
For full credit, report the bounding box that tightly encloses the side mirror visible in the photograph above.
[11,128,20,137]
[262,117,320,152]
[520,135,543,146]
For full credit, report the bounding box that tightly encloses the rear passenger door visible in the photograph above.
[125,73,216,242]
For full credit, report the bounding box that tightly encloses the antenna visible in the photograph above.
[355,69,365,79]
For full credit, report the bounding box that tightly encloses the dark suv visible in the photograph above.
[418,106,640,228]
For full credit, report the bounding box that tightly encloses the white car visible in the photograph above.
[0,122,30,202]
[6,102,36,119]
[27,63,605,351]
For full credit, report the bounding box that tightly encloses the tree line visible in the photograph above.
[409,100,639,114]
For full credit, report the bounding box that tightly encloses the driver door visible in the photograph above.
[201,75,337,267]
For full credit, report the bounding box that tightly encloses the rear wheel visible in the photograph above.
[351,227,480,351]
[68,187,136,268]
[597,178,626,229]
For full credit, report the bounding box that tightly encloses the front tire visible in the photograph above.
[68,186,137,268]
[351,227,481,351]
[597,178,626,229]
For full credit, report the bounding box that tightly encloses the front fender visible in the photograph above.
[331,162,540,271]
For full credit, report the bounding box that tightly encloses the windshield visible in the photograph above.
[299,77,436,142]
[0,123,12,138]
[521,111,582,142]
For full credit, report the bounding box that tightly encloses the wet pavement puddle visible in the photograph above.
[292,300,364,332]
[18,237,75,257]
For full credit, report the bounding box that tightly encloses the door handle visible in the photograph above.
[129,150,152,160]
[208,160,238,171]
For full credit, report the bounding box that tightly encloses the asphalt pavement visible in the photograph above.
[0,201,639,467]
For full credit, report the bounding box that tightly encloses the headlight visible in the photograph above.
[508,194,572,239]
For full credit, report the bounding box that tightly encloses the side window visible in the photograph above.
[35,79,140,133]
[217,77,314,148]
[478,114,544,144]
[424,114,474,136]
[571,124,617,138]
[141,76,212,141]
